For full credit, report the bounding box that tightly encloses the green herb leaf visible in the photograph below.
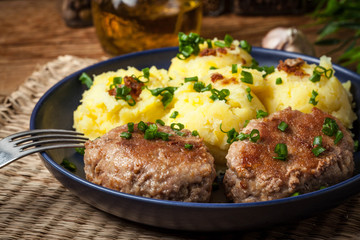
[75,147,85,155]
[156,119,165,126]
[322,117,339,136]
[127,122,135,133]
[278,121,288,132]
[120,132,132,139]
[193,82,212,92]
[184,76,198,82]
[256,110,268,119]
[240,70,253,84]
[177,32,205,60]
[240,40,252,53]
[232,64,238,74]
[61,159,77,172]
[312,145,326,157]
[276,77,283,85]
[171,122,185,131]
[313,135,322,146]
[184,143,193,150]
[79,72,93,88]
[170,111,179,119]
[309,90,319,106]
[246,87,253,102]
[191,130,199,136]
[209,88,230,102]
[334,130,344,144]
[273,143,288,160]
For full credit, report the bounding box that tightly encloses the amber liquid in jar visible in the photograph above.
[92,0,202,56]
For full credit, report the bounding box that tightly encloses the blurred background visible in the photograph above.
[0,0,358,96]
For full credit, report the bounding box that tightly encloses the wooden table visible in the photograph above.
[0,0,339,96]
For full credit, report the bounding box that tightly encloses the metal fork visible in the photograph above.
[0,129,89,168]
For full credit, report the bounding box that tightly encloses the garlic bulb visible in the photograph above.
[262,27,315,56]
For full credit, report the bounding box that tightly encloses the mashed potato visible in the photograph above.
[74,35,357,165]
[259,56,357,128]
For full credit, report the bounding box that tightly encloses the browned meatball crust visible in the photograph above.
[224,107,354,203]
[84,122,216,202]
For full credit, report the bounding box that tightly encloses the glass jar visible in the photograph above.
[92,0,203,56]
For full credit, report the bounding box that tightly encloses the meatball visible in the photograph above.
[224,107,354,203]
[84,122,216,202]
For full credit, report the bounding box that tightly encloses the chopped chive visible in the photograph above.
[312,146,326,157]
[309,90,319,106]
[144,123,158,140]
[171,123,184,131]
[206,39,213,48]
[60,159,77,172]
[249,129,260,143]
[184,76,198,82]
[75,147,85,155]
[191,130,199,136]
[209,66,218,70]
[224,34,234,47]
[155,119,165,126]
[256,110,268,119]
[170,111,179,119]
[240,70,253,84]
[313,135,322,146]
[209,88,230,102]
[278,121,288,132]
[322,118,339,136]
[184,143,193,150]
[237,132,248,141]
[276,77,283,85]
[334,130,343,144]
[232,64,238,74]
[127,122,134,133]
[214,41,226,48]
[243,120,250,128]
[239,40,252,53]
[246,87,253,102]
[291,192,300,197]
[120,132,132,139]
[193,81,212,92]
[79,72,93,88]
[138,121,148,132]
[273,143,288,160]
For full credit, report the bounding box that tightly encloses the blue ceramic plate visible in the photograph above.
[30,47,360,231]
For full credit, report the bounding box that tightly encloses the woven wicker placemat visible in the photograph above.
[1,56,360,239]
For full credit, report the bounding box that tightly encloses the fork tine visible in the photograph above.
[20,138,88,150]
[23,143,87,156]
[14,134,88,145]
[8,129,85,141]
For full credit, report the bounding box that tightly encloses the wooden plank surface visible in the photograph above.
[0,0,337,96]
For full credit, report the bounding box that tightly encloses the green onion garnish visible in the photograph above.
[156,119,165,126]
[184,143,193,150]
[191,130,199,136]
[171,122,185,131]
[170,111,179,119]
[278,121,288,132]
[79,72,93,88]
[239,40,252,53]
[209,88,230,102]
[243,120,250,128]
[75,147,85,155]
[232,64,238,74]
[246,87,253,102]
[209,66,217,70]
[256,110,268,119]
[276,77,283,85]
[309,90,319,106]
[312,146,326,157]
[313,135,322,146]
[322,118,339,136]
[120,132,132,139]
[60,159,77,172]
[127,122,134,133]
[193,81,212,92]
[184,76,198,82]
[224,34,234,47]
[177,32,205,60]
[147,86,178,108]
[249,129,260,143]
[334,130,344,144]
[273,143,288,160]
[138,121,148,132]
[240,70,253,84]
